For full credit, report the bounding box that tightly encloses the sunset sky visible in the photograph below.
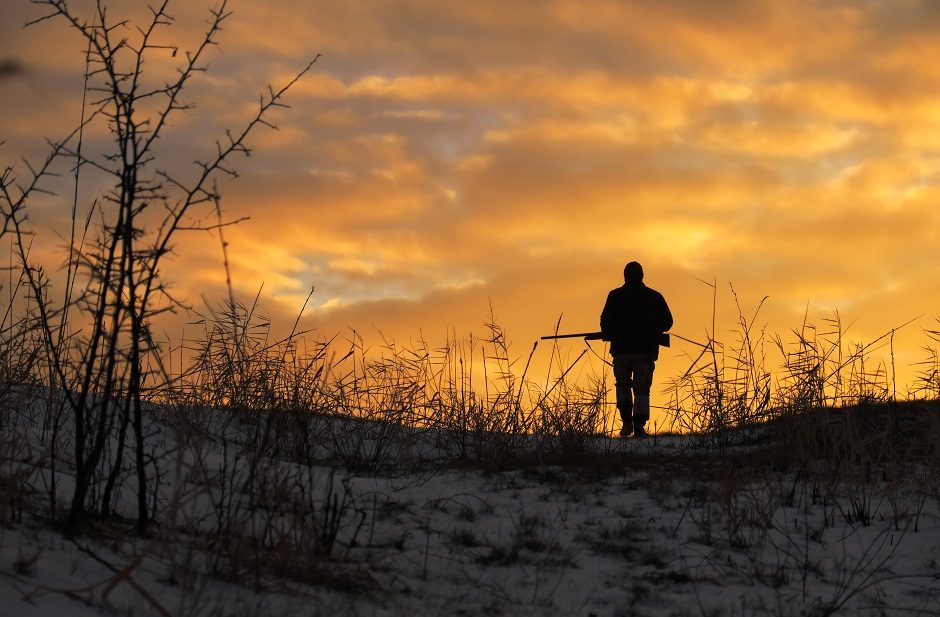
[3,0,940,421]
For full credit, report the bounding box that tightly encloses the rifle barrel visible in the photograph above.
[540,332,673,347]
[540,332,604,340]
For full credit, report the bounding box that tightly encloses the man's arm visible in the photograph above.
[600,290,616,339]
[658,292,674,332]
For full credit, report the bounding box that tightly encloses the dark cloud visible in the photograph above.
[0,59,25,81]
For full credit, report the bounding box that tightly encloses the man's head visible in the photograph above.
[624,261,644,283]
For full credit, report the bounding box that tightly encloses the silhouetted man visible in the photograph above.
[600,261,673,437]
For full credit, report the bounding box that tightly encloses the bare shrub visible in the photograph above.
[1,0,316,532]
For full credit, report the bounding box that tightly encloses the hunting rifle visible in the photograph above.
[541,331,671,347]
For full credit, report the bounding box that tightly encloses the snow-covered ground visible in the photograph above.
[2,412,939,617]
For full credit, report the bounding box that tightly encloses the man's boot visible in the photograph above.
[633,395,650,438]
[618,406,633,438]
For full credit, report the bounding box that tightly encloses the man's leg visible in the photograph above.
[611,354,634,437]
[631,358,655,436]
